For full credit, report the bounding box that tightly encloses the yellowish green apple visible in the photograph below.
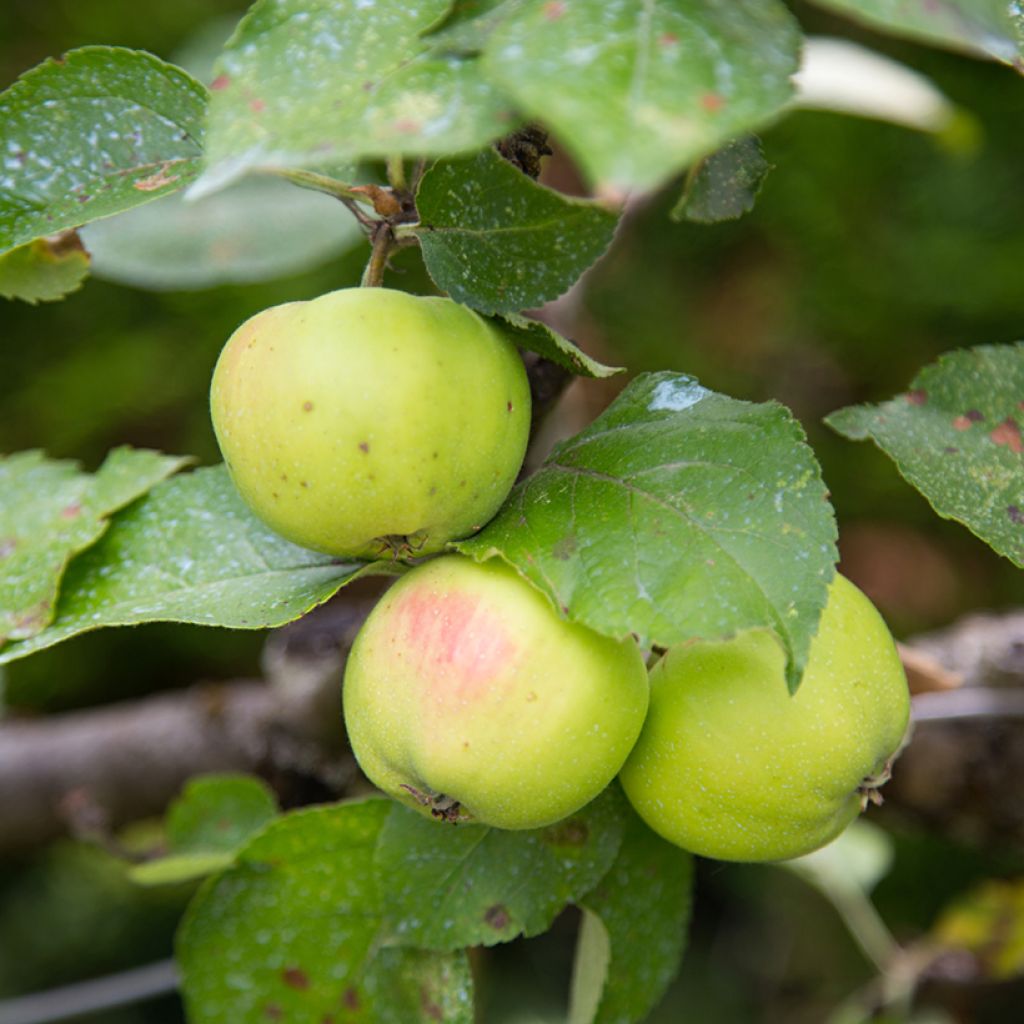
[210,288,530,559]
[343,554,649,829]
[619,575,910,862]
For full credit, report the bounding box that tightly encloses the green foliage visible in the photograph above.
[672,135,771,224]
[809,0,1024,63]
[570,807,694,1024]
[0,448,189,646]
[0,465,399,666]
[828,343,1024,568]
[0,232,90,303]
[131,774,279,886]
[481,0,800,195]
[415,147,618,313]
[179,800,475,1024]
[82,177,362,290]
[495,312,622,378]
[374,787,625,950]
[460,372,838,691]
[0,47,207,253]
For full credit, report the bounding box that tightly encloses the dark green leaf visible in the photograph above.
[131,774,279,886]
[193,0,514,198]
[494,313,622,378]
[0,231,90,303]
[671,135,771,224]
[0,465,398,666]
[570,806,694,1024]
[178,800,474,1024]
[415,147,618,313]
[482,0,801,196]
[459,372,838,691]
[0,448,189,646]
[0,47,207,253]
[808,1,1024,64]
[826,343,1024,568]
[375,786,626,951]
[82,177,361,290]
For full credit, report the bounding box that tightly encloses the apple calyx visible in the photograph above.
[399,783,467,824]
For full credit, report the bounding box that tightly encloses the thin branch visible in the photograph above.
[0,960,177,1024]
[270,167,375,207]
[911,687,1024,722]
[360,222,396,287]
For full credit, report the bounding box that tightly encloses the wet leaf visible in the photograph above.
[131,774,279,886]
[0,47,207,253]
[459,372,838,691]
[415,147,618,314]
[0,231,90,303]
[482,0,801,196]
[179,800,474,1023]
[570,806,694,1024]
[0,448,189,647]
[808,0,1024,64]
[827,343,1024,568]
[374,786,626,951]
[0,465,398,665]
[192,0,514,198]
[671,135,771,224]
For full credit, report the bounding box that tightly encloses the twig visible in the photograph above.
[912,687,1024,722]
[0,960,177,1024]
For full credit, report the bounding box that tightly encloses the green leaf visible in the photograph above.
[0,448,190,647]
[82,176,361,290]
[494,312,623,378]
[0,231,90,303]
[374,786,626,951]
[459,372,838,691]
[0,465,398,666]
[826,343,1024,568]
[192,0,515,198]
[131,774,279,886]
[482,0,801,196]
[671,135,771,224]
[0,47,207,253]
[426,0,521,51]
[807,0,1024,64]
[570,806,694,1024]
[415,147,618,314]
[179,800,474,1024]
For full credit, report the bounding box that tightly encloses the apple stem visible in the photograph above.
[361,223,396,287]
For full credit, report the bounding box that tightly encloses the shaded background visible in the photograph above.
[2,2,1024,1022]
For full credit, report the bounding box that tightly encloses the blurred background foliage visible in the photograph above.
[2,1,1024,1022]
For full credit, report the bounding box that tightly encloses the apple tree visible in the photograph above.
[2,2,1023,1022]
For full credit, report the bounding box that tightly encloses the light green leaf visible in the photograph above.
[374,786,626,951]
[178,800,474,1024]
[0,465,399,665]
[570,807,694,1024]
[82,176,361,290]
[807,0,1024,64]
[459,372,838,691]
[415,147,618,313]
[0,47,207,253]
[495,312,623,378]
[482,0,801,196]
[826,343,1024,568]
[131,774,279,886]
[671,135,771,224]
[0,231,90,303]
[193,0,515,198]
[0,448,190,646]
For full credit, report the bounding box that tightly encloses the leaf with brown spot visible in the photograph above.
[0,231,90,303]
[828,342,1024,567]
[0,448,189,648]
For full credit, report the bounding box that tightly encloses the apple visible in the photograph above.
[343,554,649,830]
[210,288,530,559]
[619,574,910,862]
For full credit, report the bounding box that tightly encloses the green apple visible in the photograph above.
[210,288,530,559]
[619,575,910,862]
[343,554,649,830]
